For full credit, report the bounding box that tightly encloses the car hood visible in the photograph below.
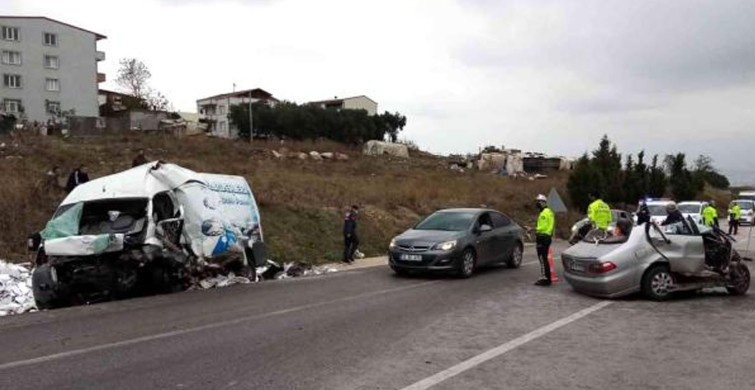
[395,229,465,247]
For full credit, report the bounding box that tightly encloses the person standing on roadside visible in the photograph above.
[729,202,742,235]
[343,205,360,264]
[132,149,148,167]
[702,201,719,228]
[533,194,554,286]
[65,164,90,193]
[587,192,612,230]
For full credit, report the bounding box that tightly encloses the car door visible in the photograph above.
[491,212,516,262]
[649,226,706,274]
[473,212,497,265]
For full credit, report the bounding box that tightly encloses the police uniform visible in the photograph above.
[535,204,555,285]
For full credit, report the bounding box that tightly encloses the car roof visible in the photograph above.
[734,199,755,203]
[645,200,673,205]
[678,201,705,205]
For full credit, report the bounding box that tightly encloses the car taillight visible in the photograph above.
[589,261,617,274]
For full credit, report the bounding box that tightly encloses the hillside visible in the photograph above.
[0,133,575,264]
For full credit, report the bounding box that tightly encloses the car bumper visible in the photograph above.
[388,249,461,273]
[563,271,639,298]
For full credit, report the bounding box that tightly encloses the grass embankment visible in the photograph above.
[0,133,576,264]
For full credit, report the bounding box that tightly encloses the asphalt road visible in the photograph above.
[1,231,755,390]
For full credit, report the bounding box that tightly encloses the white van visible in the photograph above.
[32,162,265,309]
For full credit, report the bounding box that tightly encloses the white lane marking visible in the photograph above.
[400,300,613,390]
[0,280,442,371]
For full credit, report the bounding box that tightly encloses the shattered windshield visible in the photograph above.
[79,198,149,235]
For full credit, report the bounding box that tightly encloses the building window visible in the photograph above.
[1,50,21,65]
[44,55,59,69]
[2,26,19,41]
[45,78,60,92]
[218,105,226,115]
[3,99,22,113]
[3,74,21,88]
[43,32,58,46]
[45,100,61,115]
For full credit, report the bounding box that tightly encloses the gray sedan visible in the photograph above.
[388,208,525,278]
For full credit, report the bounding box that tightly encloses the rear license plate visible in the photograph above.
[400,254,422,261]
[571,263,585,272]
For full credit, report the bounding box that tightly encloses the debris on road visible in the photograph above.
[0,261,36,316]
[196,259,339,289]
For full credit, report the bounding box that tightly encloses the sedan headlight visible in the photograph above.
[433,240,457,251]
[389,239,397,250]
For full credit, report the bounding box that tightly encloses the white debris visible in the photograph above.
[0,261,37,316]
[354,250,366,259]
[197,272,251,289]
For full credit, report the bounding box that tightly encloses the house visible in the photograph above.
[196,88,278,138]
[309,95,378,116]
[98,89,134,116]
[0,16,106,122]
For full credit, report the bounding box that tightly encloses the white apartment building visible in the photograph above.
[0,16,105,122]
[196,88,278,138]
[309,95,378,116]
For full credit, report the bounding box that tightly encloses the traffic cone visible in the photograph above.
[548,247,558,283]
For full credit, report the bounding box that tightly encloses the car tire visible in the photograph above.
[642,265,674,301]
[506,243,523,269]
[457,249,476,278]
[727,263,750,296]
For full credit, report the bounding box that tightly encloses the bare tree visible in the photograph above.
[115,58,152,100]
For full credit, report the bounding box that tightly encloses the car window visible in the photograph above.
[415,211,476,231]
[476,212,493,228]
[491,212,511,228]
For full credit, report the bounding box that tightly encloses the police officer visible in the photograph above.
[702,201,719,228]
[587,193,612,230]
[729,202,742,235]
[534,194,554,286]
[343,205,360,263]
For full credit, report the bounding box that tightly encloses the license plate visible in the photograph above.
[571,263,585,272]
[400,254,422,261]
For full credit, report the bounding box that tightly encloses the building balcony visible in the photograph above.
[97,73,106,83]
[95,51,106,62]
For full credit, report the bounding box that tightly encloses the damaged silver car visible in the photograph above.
[31,162,266,309]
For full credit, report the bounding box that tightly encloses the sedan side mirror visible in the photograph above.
[479,224,493,233]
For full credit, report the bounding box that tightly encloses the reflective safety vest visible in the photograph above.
[536,207,555,236]
[702,206,718,227]
[729,204,742,220]
[588,199,612,230]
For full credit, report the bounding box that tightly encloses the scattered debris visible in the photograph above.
[335,153,349,161]
[320,152,334,160]
[0,261,36,316]
[309,151,323,161]
[196,259,339,288]
[297,152,309,160]
[272,150,284,159]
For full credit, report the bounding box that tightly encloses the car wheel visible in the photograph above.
[727,263,750,296]
[642,265,674,301]
[506,243,523,269]
[457,249,476,278]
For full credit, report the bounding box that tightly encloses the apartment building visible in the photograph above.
[309,95,378,116]
[197,88,278,138]
[0,16,105,122]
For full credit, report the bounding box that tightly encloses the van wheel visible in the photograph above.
[457,249,476,278]
[642,265,674,301]
[727,263,750,296]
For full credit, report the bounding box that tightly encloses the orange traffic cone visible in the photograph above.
[548,247,558,283]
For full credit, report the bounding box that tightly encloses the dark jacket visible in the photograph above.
[65,169,90,193]
[636,205,651,225]
[661,210,684,226]
[343,210,357,236]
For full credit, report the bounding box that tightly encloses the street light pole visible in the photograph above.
[249,91,254,142]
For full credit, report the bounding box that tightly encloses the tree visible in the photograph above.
[648,154,667,197]
[567,154,602,211]
[692,154,730,189]
[115,58,151,100]
[664,153,703,200]
[115,57,172,112]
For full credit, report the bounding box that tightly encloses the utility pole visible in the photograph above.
[248,90,253,142]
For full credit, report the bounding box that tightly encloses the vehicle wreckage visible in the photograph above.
[31,162,266,309]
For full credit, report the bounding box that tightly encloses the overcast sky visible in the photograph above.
[7,0,755,184]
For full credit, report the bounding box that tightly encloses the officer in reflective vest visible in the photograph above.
[587,193,612,230]
[702,201,719,228]
[729,202,742,235]
[534,194,554,286]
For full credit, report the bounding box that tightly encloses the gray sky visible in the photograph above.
[7,0,755,184]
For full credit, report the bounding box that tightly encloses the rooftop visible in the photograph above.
[309,95,378,105]
[197,88,278,103]
[0,15,106,40]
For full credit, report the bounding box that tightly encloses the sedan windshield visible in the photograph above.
[415,211,476,231]
[648,205,667,216]
[734,201,754,210]
[678,204,701,214]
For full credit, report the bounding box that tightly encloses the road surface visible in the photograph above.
[1,232,755,389]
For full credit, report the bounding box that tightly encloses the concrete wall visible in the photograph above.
[0,17,101,122]
[343,96,378,116]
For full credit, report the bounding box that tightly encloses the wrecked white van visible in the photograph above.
[31,162,266,309]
